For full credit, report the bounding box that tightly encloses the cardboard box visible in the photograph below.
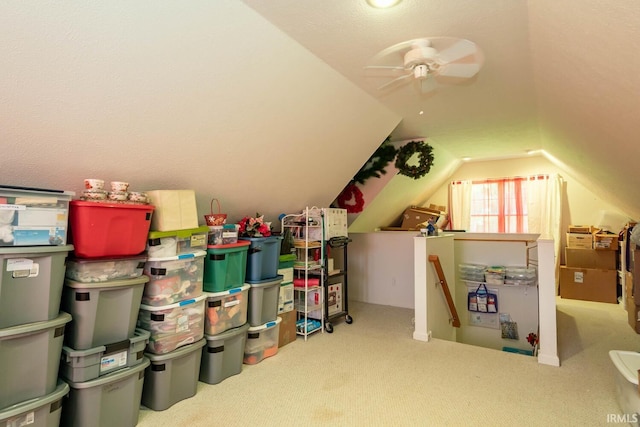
[568,225,599,234]
[277,310,297,348]
[146,190,198,231]
[593,232,619,250]
[400,206,440,229]
[565,248,617,270]
[627,295,640,333]
[626,271,634,300]
[559,266,617,304]
[566,233,593,249]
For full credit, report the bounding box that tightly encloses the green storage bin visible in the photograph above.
[278,253,296,270]
[203,241,250,293]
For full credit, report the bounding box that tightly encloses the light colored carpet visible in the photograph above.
[137,297,640,426]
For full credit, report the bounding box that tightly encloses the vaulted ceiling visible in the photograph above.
[244,0,640,222]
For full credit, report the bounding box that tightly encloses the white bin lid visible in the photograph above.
[609,350,640,384]
[203,284,250,298]
[146,250,206,262]
[247,317,281,332]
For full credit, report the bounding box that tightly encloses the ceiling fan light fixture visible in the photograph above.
[413,64,428,80]
[366,0,401,8]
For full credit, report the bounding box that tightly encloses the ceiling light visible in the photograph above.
[462,157,471,162]
[366,0,401,8]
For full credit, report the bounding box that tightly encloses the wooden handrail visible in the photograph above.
[428,255,461,328]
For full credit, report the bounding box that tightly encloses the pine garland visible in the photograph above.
[352,137,397,185]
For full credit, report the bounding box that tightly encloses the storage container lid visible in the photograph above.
[0,244,74,256]
[204,322,251,342]
[0,380,69,420]
[70,200,155,210]
[139,294,205,311]
[609,350,640,384]
[144,338,206,362]
[67,253,148,263]
[64,274,149,290]
[148,225,210,240]
[207,240,251,249]
[203,284,250,298]
[247,317,281,332]
[247,275,284,287]
[65,357,150,389]
[0,311,72,339]
[146,250,206,262]
[279,253,296,262]
[0,184,74,198]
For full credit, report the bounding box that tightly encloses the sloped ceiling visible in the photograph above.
[0,1,399,227]
[2,1,639,232]
[244,0,640,225]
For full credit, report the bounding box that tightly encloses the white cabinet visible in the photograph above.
[281,207,324,340]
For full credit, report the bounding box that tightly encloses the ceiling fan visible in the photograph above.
[364,37,484,93]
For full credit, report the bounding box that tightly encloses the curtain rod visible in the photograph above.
[451,174,550,185]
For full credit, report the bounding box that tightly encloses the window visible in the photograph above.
[469,178,527,233]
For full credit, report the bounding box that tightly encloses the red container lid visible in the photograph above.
[207,240,251,249]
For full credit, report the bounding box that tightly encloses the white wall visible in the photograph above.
[349,231,416,309]
[425,154,631,263]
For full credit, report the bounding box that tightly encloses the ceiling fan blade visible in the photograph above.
[437,39,478,63]
[437,63,481,78]
[364,65,408,77]
[378,74,412,91]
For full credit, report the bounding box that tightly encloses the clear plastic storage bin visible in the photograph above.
[138,295,206,355]
[204,284,249,335]
[141,251,205,306]
[504,267,537,286]
[243,318,281,365]
[458,263,487,282]
[0,185,73,246]
[65,254,146,283]
[146,225,209,258]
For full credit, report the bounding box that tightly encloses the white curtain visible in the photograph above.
[448,180,473,230]
[525,174,564,274]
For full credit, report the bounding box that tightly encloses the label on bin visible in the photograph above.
[100,350,127,372]
[6,258,33,271]
[176,314,189,332]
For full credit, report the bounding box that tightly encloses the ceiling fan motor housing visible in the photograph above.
[404,46,438,68]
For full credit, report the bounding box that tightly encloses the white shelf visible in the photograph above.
[282,206,325,341]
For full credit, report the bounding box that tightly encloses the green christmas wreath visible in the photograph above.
[395,140,434,179]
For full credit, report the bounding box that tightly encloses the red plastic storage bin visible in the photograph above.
[69,201,155,258]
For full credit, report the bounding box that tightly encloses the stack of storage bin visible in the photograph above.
[200,227,251,384]
[60,199,155,426]
[0,186,74,427]
[277,253,297,347]
[137,190,207,411]
[240,235,284,365]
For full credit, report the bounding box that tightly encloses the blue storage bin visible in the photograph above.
[240,236,283,282]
